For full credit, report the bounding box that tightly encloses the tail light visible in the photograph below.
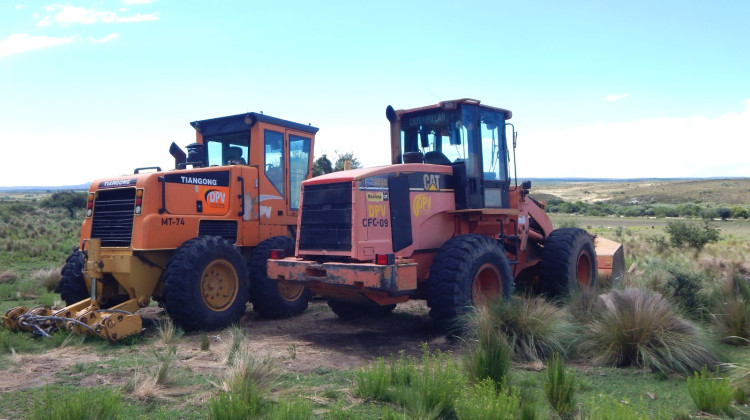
[86,193,94,217]
[270,249,286,259]
[375,253,395,265]
[134,189,144,214]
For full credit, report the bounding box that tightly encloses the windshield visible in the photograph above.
[400,106,481,177]
[205,132,250,166]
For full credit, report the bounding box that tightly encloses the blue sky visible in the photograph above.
[1,0,748,186]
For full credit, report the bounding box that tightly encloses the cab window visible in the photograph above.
[289,135,311,210]
[205,132,249,166]
[264,130,285,197]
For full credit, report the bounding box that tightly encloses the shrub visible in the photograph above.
[716,207,732,220]
[731,206,749,219]
[687,366,735,416]
[664,263,711,320]
[578,288,719,374]
[665,220,720,250]
[543,353,576,417]
[472,297,575,362]
[454,379,520,420]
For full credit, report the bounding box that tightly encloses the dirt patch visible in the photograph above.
[0,300,456,394]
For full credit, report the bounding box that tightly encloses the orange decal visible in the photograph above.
[413,194,432,217]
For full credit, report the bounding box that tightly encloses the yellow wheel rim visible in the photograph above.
[278,283,304,302]
[200,259,239,311]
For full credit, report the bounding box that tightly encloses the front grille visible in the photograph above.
[299,182,352,251]
[91,188,135,247]
[199,220,238,242]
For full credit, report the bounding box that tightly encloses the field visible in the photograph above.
[1,180,749,419]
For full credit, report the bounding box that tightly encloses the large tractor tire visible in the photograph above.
[328,300,396,320]
[59,250,88,305]
[427,234,513,334]
[249,236,311,318]
[162,236,249,331]
[539,228,597,298]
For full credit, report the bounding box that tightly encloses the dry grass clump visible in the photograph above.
[0,270,17,284]
[468,297,575,362]
[578,288,719,374]
[31,268,61,292]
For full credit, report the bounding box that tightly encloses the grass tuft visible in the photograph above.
[0,270,17,284]
[463,304,512,386]
[687,365,735,417]
[579,288,719,374]
[30,386,123,420]
[454,378,520,420]
[469,297,575,362]
[543,353,576,417]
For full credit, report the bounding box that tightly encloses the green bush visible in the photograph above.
[543,353,576,417]
[665,220,720,250]
[265,397,314,420]
[687,366,735,417]
[578,288,719,374]
[665,263,711,320]
[454,379,520,420]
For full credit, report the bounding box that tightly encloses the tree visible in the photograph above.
[665,220,720,250]
[716,207,732,220]
[333,151,361,172]
[41,190,87,218]
[312,154,333,176]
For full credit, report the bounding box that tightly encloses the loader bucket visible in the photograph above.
[2,299,143,342]
[594,236,625,286]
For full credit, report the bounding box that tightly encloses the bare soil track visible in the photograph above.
[0,300,453,394]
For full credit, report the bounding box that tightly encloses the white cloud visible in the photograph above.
[0,33,75,58]
[90,33,120,43]
[604,93,628,101]
[36,5,158,26]
[124,0,158,4]
[519,101,750,178]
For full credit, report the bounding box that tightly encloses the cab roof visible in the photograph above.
[190,112,319,137]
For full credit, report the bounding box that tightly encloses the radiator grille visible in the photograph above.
[199,220,238,242]
[298,182,352,251]
[91,188,135,247]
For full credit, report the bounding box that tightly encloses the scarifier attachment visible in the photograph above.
[2,301,143,342]
[594,236,625,285]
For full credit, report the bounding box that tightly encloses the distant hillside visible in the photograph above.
[530,178,750,205]
[0,184,90,193]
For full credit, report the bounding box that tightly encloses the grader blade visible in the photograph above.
[594,236,625,285]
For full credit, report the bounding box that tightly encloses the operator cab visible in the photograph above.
[387,99,514,209]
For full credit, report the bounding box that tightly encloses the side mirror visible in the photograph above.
[385,105,398,123]
[521,180,531,190]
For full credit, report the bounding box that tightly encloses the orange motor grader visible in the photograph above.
[268,99,624,331]
[3,112,317,341]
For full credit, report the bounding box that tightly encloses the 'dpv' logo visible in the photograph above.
[413,194,432,217]
[205,189,226,204]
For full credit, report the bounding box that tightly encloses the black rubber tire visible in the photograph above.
[59,250,89,305]
[539,228,597,298]
[249,236,311,318]
[328,300,397,320]
[162,236,249,331]
[426,234,513,334]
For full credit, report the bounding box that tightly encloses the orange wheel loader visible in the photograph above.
[3,112,317,341]
[268,99,624,333]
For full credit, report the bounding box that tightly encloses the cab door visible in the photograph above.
[258,125,313,228]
